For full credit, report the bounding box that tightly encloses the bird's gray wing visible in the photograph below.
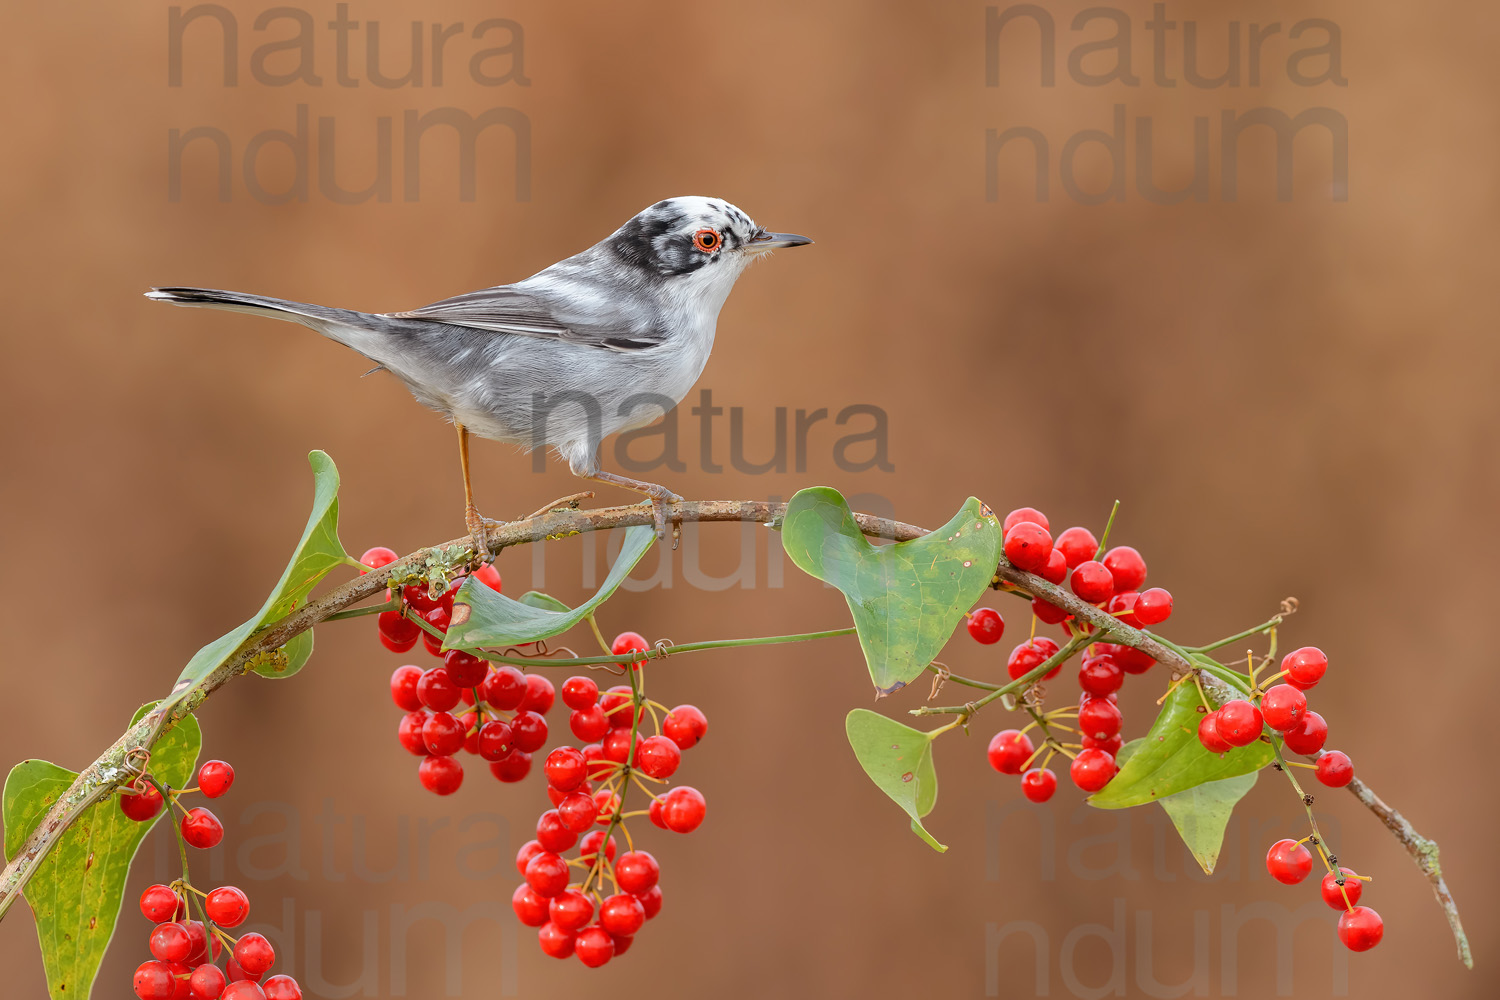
[388,285,664,352]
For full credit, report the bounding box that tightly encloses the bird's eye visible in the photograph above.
[692,229,722,253]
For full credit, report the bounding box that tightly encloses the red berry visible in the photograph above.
[389,665,423,711]
[471,563,503,593]
[1316,750,1354,787]
[633,735,682,779]
[1003,507,1050,533]
[261,976,303,1000]
[479,666,526,711]
[1082,732,1123,756]
[1282,646,1328,690]
[1078,654,1123,696]
[574,925,615,967]
[1260,684,1307,732]
[205,886,250,927]
[525,851,571,897]
[561,676,600,710]
[416,667,461,713]
[600,686,642,729]
[222,983,267,1000]
[545,747,588,791]
[611,631,651,671]
[1020,768,1057,803]
[514,839,544,876]
[477,720,515,762]
[1321,867,1364,910]
[1070,560,1115,603]
[537,921,576,959]
[1198,711,1232,753]
[1037,547,1067,584]
[358,546,398,571]
[1105,591,1139,627]
[189,964,227,1000]
[149,921,192,963]
[140,884,181,923]
[519,673,556,714]
[1337,906,1383,951]
[181,807,223,849]
[1098,642,1155,675]
[134,960,176,1000]
[987,729,1035,774]
[1281,711,1328,755]
[615,851,660,895]
[378,610,420,649]
[511,710,549,753]
[1217,700,1264,747]
[1070,748,1116,791]
[422,712,466,757]
[397,711,429,756]
[548,890,595,932]
[600,893,646,937]
[1102,546,1147,592]
[570,706,611,742]
[197,760,235,799]
[418,755,464,795]
[1006,637,1062,681]
[120,783,164,822]
[233,932,276,976]
[638,884,663,919]
[490,751,531,783]
[1078,697,1123,740]
[593,789,621,825]
[224,956,258,986]
[442,649,488,688]
[512,883,550,927]
[1003,521,1054,573]
[661,785,707,833]
[579,830,617,867]
[1054,527,1098,568]
[558,790,599,831]
[601,727,633,764]
[1031,595,1070,625]
[966,608,1006,644]
[1133,588,1173,625]
[661,705,708,750]
[536,809,579,853]
[1265,838,1313,884]
[403,581,442,612]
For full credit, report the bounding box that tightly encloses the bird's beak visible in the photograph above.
[743,231,813,252]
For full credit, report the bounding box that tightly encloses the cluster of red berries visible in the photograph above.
[1196,646,1354,788]
[976,506,1173,800]
[1266,838,1383,951]
[123,760,302,999]
[509,678,708,967]
[364,546,558,795]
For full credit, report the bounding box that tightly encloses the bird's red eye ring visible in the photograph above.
[692,229,722,253]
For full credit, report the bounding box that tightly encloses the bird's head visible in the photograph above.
[605,197,812,287]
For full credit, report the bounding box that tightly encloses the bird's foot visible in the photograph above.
[465,504,501,562]
[643,486,684,550]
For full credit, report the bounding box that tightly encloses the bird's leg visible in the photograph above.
[455,423,499,561]
[585,471,684,549]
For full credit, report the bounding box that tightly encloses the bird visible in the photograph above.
[147,196,812,554]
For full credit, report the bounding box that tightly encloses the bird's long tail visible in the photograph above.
[145,287,385,346]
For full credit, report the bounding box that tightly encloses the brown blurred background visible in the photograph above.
[1,1,1495,997]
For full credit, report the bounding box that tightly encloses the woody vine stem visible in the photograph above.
[0,498,1471,968]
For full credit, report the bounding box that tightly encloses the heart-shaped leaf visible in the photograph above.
[845,709,946,852]
[782,488,1001,695]
[1089,679,1272,809]
[444,526,654,649]
[1157,770,1260,874]
[3,704,201,1000]
[166,451,346,705]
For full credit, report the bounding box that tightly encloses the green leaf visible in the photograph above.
[844,709,946,852]
[166,451,346,706]
[1157,771,1260,874]
[3,704,201,1000]
[781,488,1002,695]
[444,527,654,649]
[1089,680,1273,809]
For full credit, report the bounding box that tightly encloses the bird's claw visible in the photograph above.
[646,490,683,550]
[465,504,499,563]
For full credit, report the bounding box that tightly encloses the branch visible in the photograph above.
[0,499,1472,970]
